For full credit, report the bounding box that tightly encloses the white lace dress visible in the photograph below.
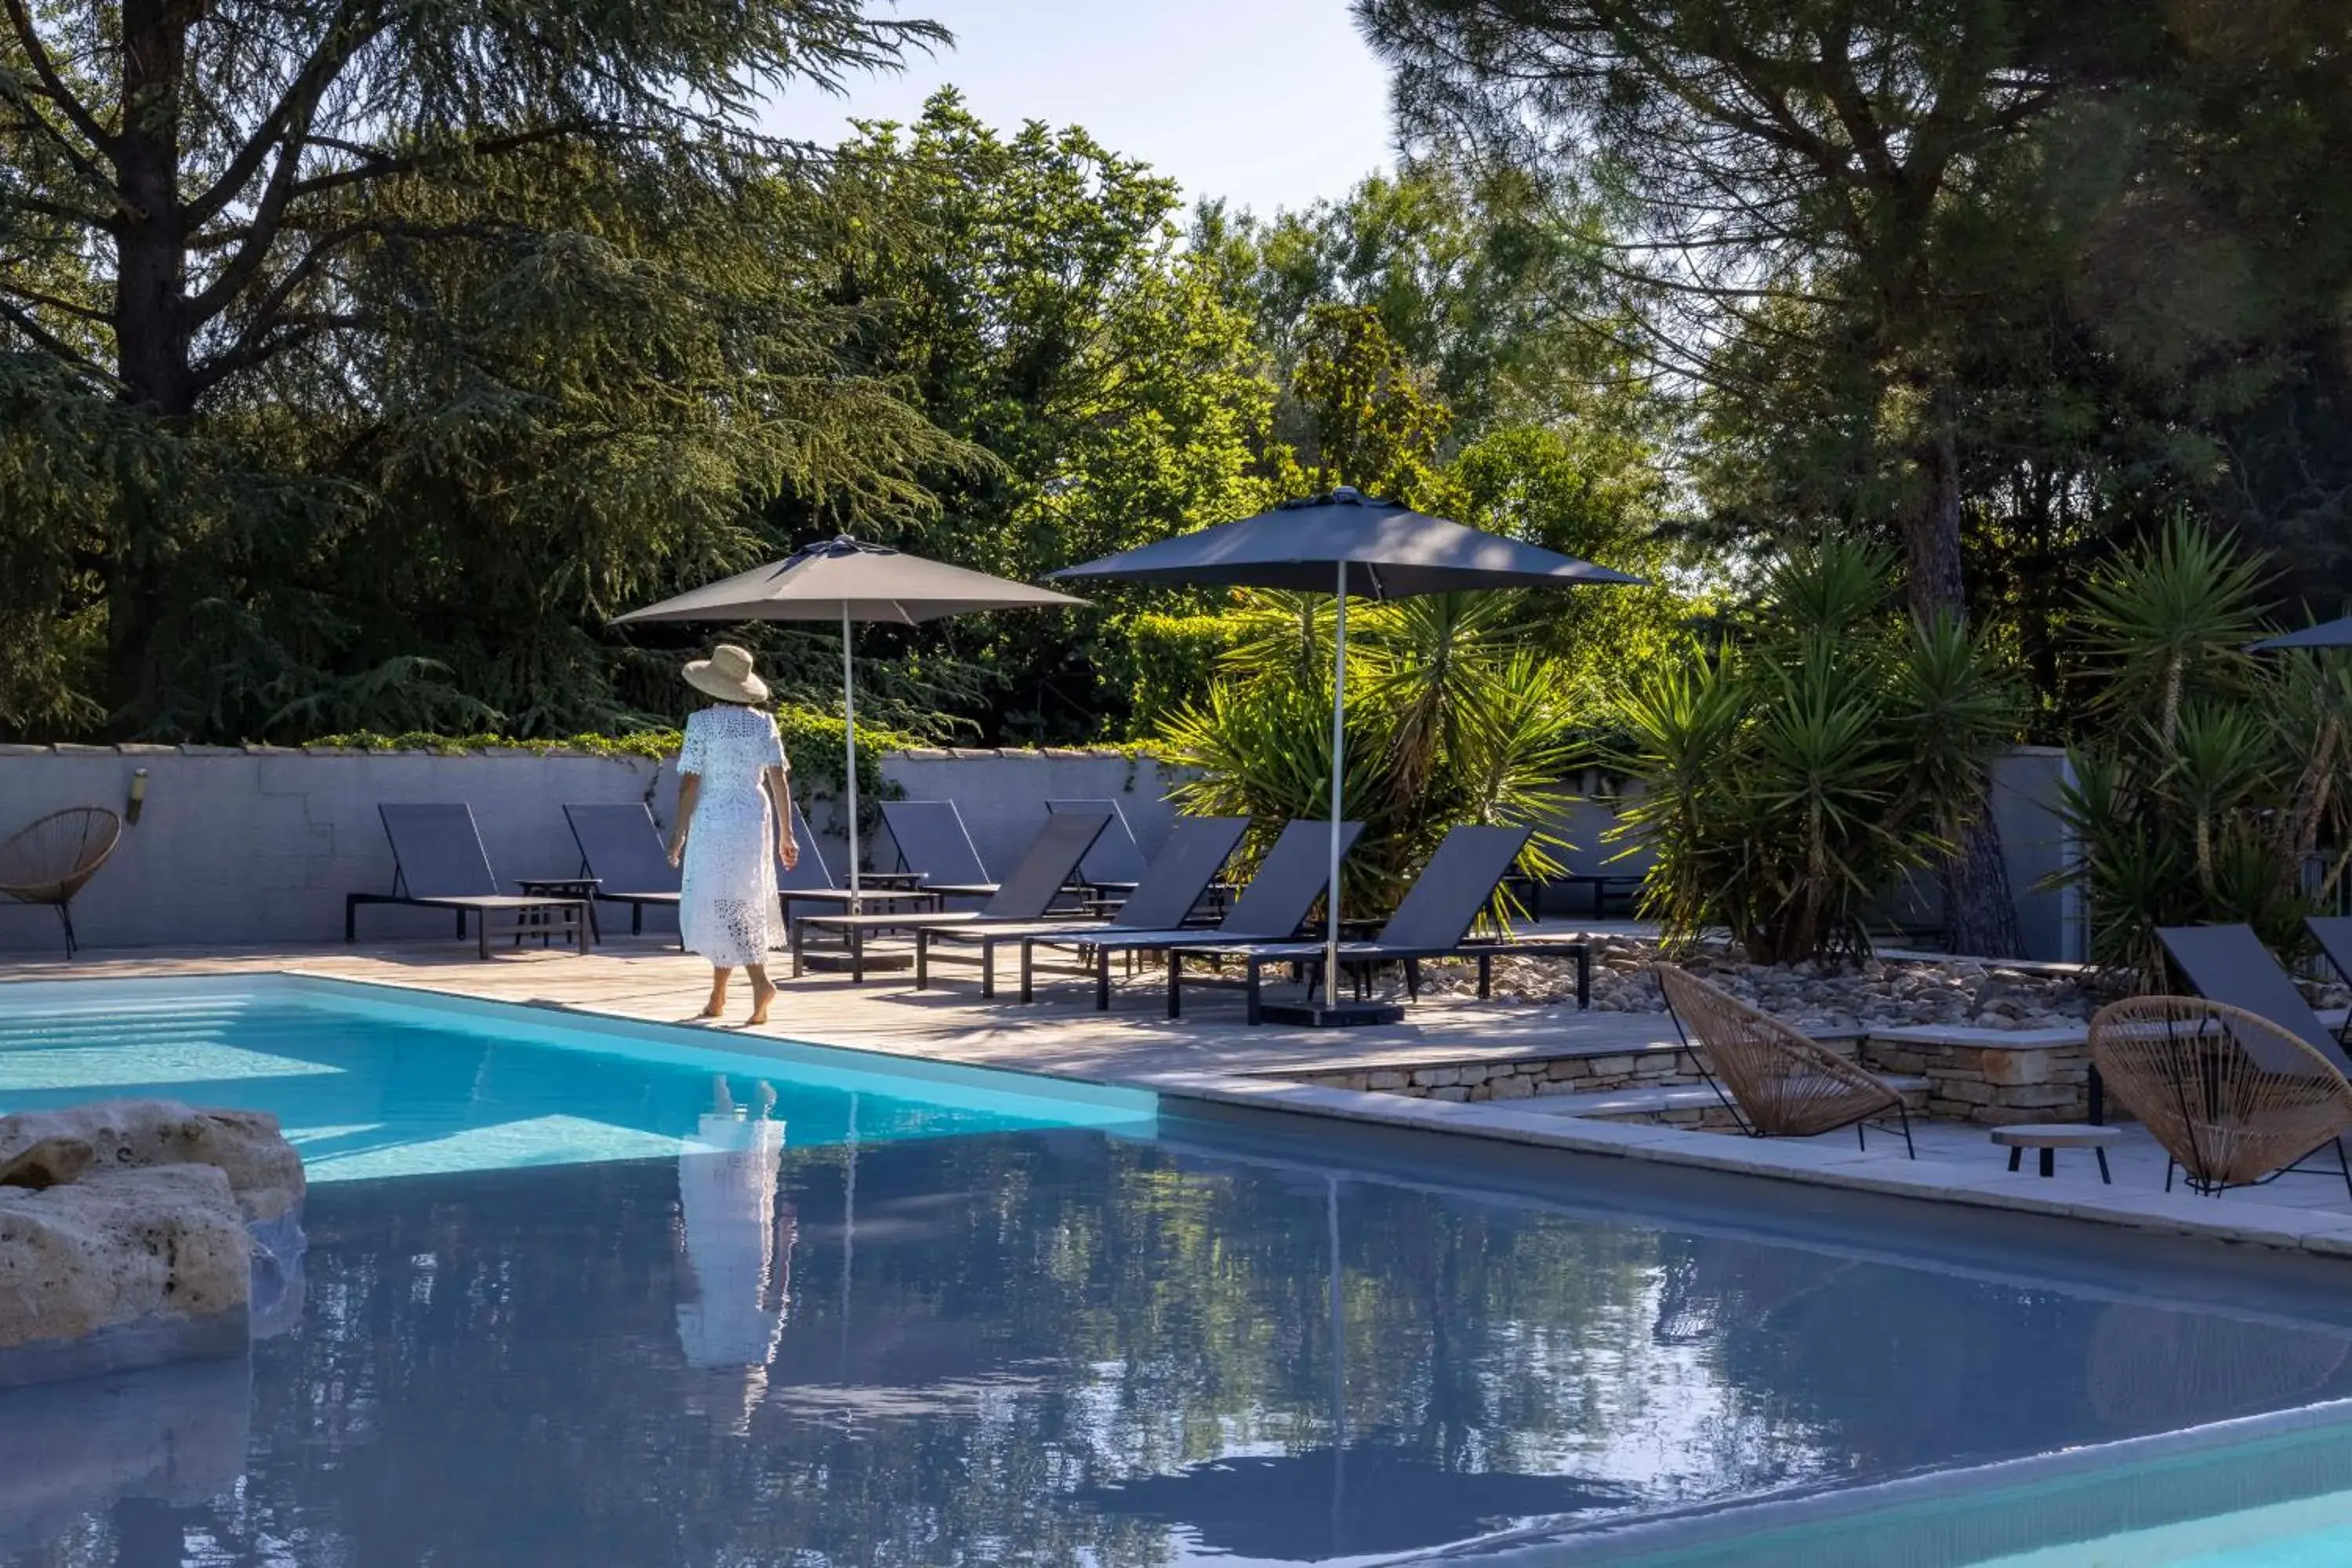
[677,706,788,967]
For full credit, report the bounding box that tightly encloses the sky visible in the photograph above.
[757,0,1399,218]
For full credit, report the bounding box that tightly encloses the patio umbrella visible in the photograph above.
[614,537,1086,904]
[1050,487,1641,1025]
[2252,615,2352,651]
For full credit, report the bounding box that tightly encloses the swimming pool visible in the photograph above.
[6,975,2352,1566]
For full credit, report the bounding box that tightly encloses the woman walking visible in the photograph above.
[666,645,799,1025]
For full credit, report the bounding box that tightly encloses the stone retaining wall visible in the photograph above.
[1858,1029,2092,1124]
[1283,1027,2086,1126]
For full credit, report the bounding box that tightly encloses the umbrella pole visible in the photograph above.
[841,605,860,906]
[1327,560,1347,1004]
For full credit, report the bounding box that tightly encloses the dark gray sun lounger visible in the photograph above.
[1018,819,1366,1014]
[773,801,938,925]
[2303,918,2352,1035]
[789,809,1111,981]
[347,804,591,958]
[913,815,1250,999]
[2157,924,2352,1074]
[1174,824,1589,1022]
[562,803,679,936]
[1049,797,1149,900]
[878,800,999,901]
[568,800,934,951]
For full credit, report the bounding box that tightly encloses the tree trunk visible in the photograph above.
[1915,412,2025,958]
[107,0,197,734]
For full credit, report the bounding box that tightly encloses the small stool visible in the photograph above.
[1992,1123,2123,1184]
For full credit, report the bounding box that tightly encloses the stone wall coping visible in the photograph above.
[1868,1024,2088,1051]
[2,739,1161,763]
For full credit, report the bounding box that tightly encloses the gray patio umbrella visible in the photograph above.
[615,536,1086,903]
[1051,487,1642,1025]
[2252,615,2352,651]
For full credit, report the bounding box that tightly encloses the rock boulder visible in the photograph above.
[0,1163,251,1388]
[0,1099,305,1223]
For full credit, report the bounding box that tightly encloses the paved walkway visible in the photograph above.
[9,932,2352,1259]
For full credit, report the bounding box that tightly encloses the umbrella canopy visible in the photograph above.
[1047,487,1643,597]
[615,537,1087,904]
[2252,615,2352,652]
[613,535,1084,625]
[1051,488,1641,1026]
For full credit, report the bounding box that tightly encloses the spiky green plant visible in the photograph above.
[1612,539,2020,964]
[1156,589,1573,920]
[2053,519,2352,981]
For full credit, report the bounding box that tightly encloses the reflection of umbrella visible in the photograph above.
[2252,615,2352,651]
[615,537,1086,902]
[1052,488,1640,1025]
[675,1079,793,1369]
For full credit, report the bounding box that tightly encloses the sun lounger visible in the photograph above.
[1170,825,1592,1023]
[913,816,1250,998]
[2301,918,2352,1044]
[561,804,678,937]
[789,809,1112,981]
[347,804,591,958]
[877,800,998,901]
[1047,797,1149,901]
[1017,819,1366,1014]
[2156,924,2352,1074]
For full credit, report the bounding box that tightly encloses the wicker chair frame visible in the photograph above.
[0,807,122,956]
[1656,962,1913,1156]
[2089,996,2352,1199]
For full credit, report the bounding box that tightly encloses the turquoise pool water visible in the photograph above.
[8,975,2352,1566]
[0,977,1155,1181]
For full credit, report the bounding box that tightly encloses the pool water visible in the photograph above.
[7,977,2352,1566]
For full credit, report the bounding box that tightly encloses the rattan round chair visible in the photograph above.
[2089,995,2352,1199]
[1656,961,1914,1155]
[0,807,122,956]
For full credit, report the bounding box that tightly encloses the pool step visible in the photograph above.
[1520,1075,1933,1129]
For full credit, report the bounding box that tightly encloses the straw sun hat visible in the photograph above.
[681,644,770,705]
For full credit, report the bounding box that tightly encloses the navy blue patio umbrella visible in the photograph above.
[2252,616,2352,652]
[1050,487,1642,1025]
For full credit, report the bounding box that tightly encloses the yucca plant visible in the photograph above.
[1156,589,1573,920]
[2053,517,2352,981]
[1612,539,2019,964]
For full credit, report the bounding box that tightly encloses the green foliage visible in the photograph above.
[1613,541,2020,964]
[2051,522,2352,980]
[1156,590,1580,919]
[813,93,1288,741]
[0,0,956,739]
[308,713,922,829]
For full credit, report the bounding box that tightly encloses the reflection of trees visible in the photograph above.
[21,1131,2352,1566]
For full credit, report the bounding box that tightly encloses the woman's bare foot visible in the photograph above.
[701,976,730,1019]
[746,976,777,1027]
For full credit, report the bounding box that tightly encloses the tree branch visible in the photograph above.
[288,123,608,200]
[192,311,372,393]
[183,0,385,229]
[0,280,111,322]
[1,0,115,152]
[0,295,107,380]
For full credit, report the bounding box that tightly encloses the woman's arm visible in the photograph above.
[666,775,700,866]
[765,767,799,869]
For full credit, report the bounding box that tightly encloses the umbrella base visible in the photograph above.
[1257,999,1404,1029]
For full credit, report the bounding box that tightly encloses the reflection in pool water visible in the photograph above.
[7,980,2352,1566]
[9,1109,2352,1566]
